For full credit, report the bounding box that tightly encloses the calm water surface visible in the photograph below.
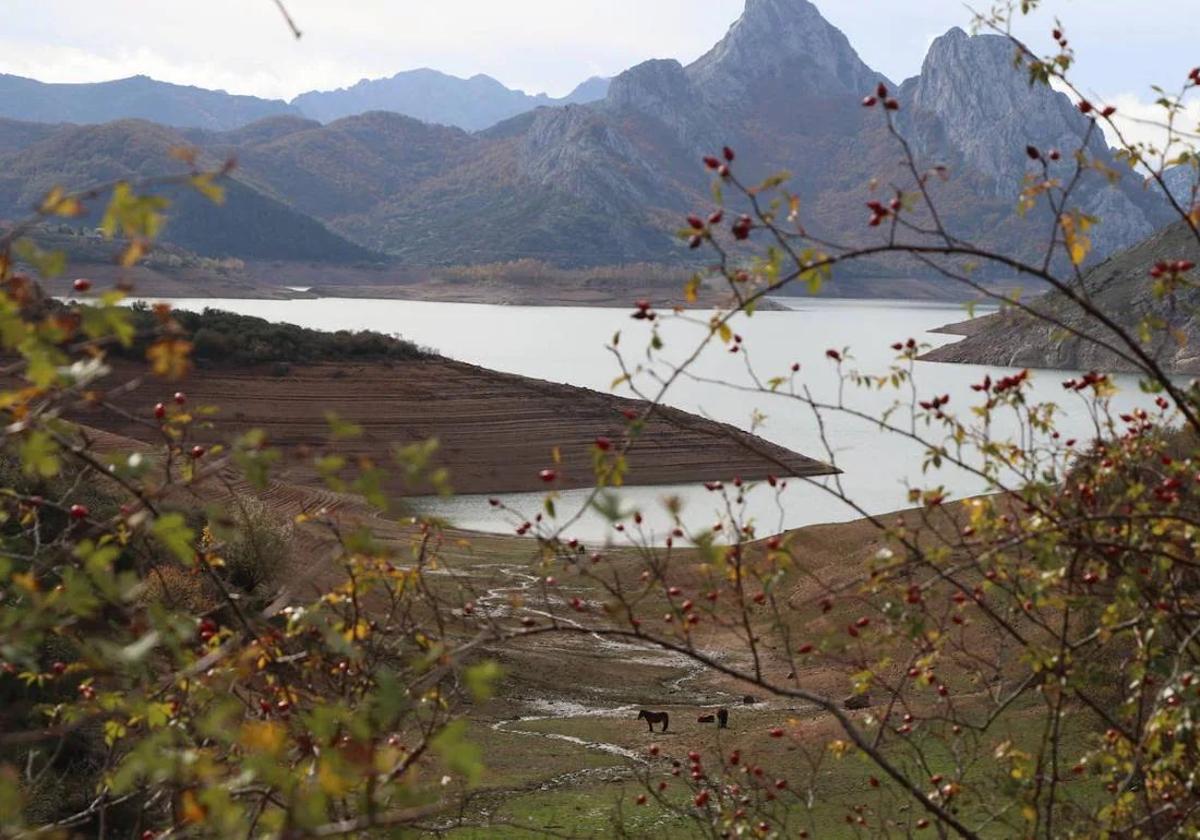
[150,296,1153,543]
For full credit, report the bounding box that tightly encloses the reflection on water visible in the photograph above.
[146,295,1155,543]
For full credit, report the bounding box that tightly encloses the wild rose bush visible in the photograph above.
[503,4,1200,838]
[4,2,1200,839]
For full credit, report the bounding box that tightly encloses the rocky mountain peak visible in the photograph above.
[903,27,1165,254]
[906,28,1104,186]
[687,0,882,101]
[604,59,715,152]
[606,60,691,113]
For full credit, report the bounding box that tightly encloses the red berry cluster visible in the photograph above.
[918,394,951,418]
[1149,259,1195,278]
[1189,67,1200,86]
[731,215,753,241]
[1077,100,1117,118]
[1025,145,1061,162]
[865,199,891,227]
[1061,371,1108,392]
[631,299,656,321]
[862,82,899,111]
[991,370,1030,394]
[702,145,736,178]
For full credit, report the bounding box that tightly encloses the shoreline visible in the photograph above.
[48,257,1005,310]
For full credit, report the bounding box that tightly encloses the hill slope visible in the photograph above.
[0,119,378,263]
[922,220,1200,373]
[0,73,298,130]
[292,70,610,131]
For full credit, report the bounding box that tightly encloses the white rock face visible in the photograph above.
[687,0,883,102]
[904,29,1094,192]
[518,106,668,210]
[1159,165,1199,208]
[603,59,718,152]
[903,27,1163,254]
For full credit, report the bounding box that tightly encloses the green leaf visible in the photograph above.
[152,512,196,563]
[12,238,66,279]
[431,720,483,785]
[19,430,60,479]
[324,411,362,440]
[464,661,503,702]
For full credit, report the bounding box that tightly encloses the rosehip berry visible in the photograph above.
[153,402,166,420]
[72,278,92,293]
[173,391,187,405]
[539,469,557,483]
[69,504,89,520]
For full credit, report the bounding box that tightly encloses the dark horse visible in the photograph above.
[637,710,669,732]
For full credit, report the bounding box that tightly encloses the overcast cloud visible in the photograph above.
[0,1,1195,148]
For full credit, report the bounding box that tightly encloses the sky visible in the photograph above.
[0,1,1196,146]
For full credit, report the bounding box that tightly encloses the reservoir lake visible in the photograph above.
[148,296,1154,544]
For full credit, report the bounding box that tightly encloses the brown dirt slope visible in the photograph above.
[79,357,832,496]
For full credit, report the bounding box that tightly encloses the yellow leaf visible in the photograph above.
[684,275,700,304]
[189,173,225,205]
[180,789,206,824]
[170,146,199,166]
[146,338,193,380]
[342,619,370,641]
[716,321,732,344]
[119,240,146,267]
[318,759,352,796]
[240,721,286,755]
[1059,212,1091,266]
[39,186,85,218]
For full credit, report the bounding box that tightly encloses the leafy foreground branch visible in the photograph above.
[5,3,1200,840]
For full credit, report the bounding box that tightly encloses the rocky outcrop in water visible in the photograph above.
[922,221,1200,373]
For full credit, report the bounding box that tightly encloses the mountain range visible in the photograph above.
[292,72,609,131]
[0,0,1176,276]
[0,69,610,133]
